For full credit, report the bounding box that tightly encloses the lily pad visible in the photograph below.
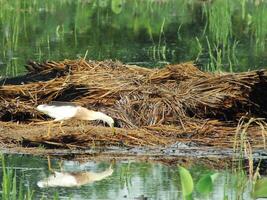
[178,166,194,198]
[196,173,219,195]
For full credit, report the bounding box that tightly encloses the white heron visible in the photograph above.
[36,101,115,136]
[37,165,113,188]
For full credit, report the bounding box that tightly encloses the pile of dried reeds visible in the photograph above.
[0,59,267,149]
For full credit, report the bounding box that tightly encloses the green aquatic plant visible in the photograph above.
[119,161,133,191]
[232,118,254,200]
[147,17,168,62]
[178,163,267,200]
[251,3,267,52]
[195,37,203,62]
[205,36,222,72]
[196,172,219,195]
[53,192,59,200]
[1,155,34,200]
[233,118,267,178]
[0,0,267,76]
[178,166,193,200]
[204,0,232,48]
[253,177,267,198]
[232,117,267,199]
[201,35,239,72]
[227,39,239,72]
[178,165,221,199]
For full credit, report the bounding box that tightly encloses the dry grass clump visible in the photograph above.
[0,59,267,148]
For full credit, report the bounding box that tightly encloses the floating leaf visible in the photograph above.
[112,0,123,14]
[196,174,212,194]
[196,173,219,195]
[178,166,194,198]
[253,177,267,198]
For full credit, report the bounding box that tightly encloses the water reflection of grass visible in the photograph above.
[1,0,267,76]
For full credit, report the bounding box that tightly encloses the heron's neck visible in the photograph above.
[83,110,103,120]
[79,108,113,126]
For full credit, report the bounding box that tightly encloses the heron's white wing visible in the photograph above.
[49,101,79,107]
[45,105,79,121]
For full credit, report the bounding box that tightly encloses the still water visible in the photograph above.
[0,154,257,200]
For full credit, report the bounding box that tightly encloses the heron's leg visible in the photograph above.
[78,121,86,133]
[111,125,116,135]
[59,121,65,134]
[47,121,52,137]
[47,155,53,172]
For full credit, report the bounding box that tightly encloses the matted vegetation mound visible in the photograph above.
[0,59,267,149]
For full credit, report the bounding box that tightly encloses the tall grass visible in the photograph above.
[251,3,267,52]
[1,155,34,200]
[201,0,238,72]
[204,0,232,48]
[232,117,267,199]
[198,36,238,72]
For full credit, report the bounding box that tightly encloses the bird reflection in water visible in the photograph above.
[37,157,114,188]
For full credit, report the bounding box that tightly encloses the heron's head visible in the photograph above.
[106,116,114,128]
[106,116,116,134]
[36,104,50,114]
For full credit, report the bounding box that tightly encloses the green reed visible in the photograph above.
[232,118,267,199]
[251,2,267,52]
[1,155,34,200]
[204,0,232,48]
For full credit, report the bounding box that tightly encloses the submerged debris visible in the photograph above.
[0,59,267,150]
